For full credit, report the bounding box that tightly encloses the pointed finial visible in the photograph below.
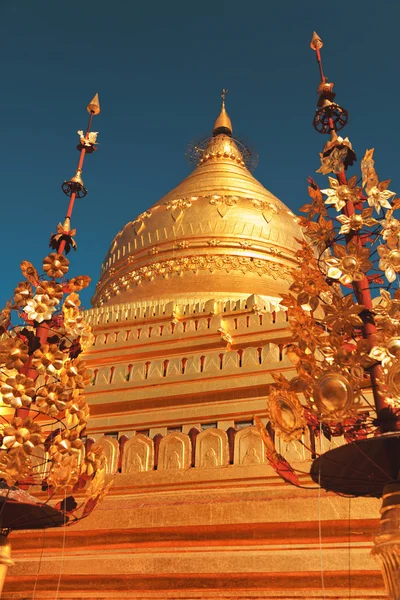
[310,31,323,51]
[87,93,100,115]
[213,89,232,136]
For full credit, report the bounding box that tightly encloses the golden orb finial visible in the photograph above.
[87,93,101,115]
[213,89,232,136]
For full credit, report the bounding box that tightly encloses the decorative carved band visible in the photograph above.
[96,254,293,304]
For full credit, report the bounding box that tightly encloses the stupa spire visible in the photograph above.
[213,89,232,136]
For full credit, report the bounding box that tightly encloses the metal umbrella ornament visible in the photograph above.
[255,33,400,598]
[0,94,111,593]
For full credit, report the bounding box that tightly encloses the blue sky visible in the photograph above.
[0,0,399,308]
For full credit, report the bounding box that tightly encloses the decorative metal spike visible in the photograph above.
[310,31,323,51]
[87,93,100,115]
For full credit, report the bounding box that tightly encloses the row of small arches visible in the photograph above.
[92,426,274,474]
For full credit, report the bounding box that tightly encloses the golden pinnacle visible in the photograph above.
[87,93,100,115]
[310,31,323,51]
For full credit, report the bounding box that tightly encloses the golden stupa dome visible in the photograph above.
[92,98,302,307]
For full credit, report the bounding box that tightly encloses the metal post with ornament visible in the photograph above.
[307,32,400,598]
[0,94,110,596]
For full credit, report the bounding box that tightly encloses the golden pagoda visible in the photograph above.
[4,98,384,598]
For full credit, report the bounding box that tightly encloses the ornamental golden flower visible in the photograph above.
[36,383,71,416]
[63,292,81,309]
[324,242,372,285]
[13,281,33,308]
[47,453,80,491]
[42,253,69,279]
[367,184,395,214]
[81,443,106,477]
[68,275,91,292]
[0,371,36,409]
[0,446,31,486]
[381,210,400,249]
[20,260,39,286]
[0,337,29,369]
[300,184,327,219]
[24,294,58,323]
[336,208,378,234]
[0,303,12,334]
[374,289,400,328]
[322,295,364,335]
[377,245,400,283]
[1,417,43,454]
[60,358,91,389]
[65,392,89,429]
[49,430,84,463]
[32,343,65,375]
[79,323,95,350]
[299,215,335,252]
[321,176,360,212]
[36,280,63,301]
[290,308,325,352]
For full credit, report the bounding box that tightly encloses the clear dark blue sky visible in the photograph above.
[0,0,399,308]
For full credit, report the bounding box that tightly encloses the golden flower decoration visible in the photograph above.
[36,280,63,301]
[321,176,359,212]
[300,184,327,219]
[0,303,12,334]
[266,386,306,442]
[0,447,31,486]
[324,242,372,285]
[289,308,325,352]
[1,417,43,454]
[32,343,65,375]
[60,358,91,390]
[20,260,39,286]
[374,289,400,328]
[24,294,58,323]
[36,383,71,416]
[336,208,378,234]
[49,430,84,464]
[13,281,33,308]
[299,215,335,251]
[322,294,364,335]
[47,453,80,491]
[43,253,69,279]
[317,147,348,175]
[81,443,106,477]
[377,245,400,283]
[0,337,29,369]
[64,292,81,309]
[68,275,91,292]
[289,267,328,312]
[79,323,95,350]
[367,183,395,214]
[65,392,89,429]
[0,371,35,409]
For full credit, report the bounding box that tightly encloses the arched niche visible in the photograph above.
[234,426,266,466]
[94,436,120,474]
[195,429,229,468]
[122,434,154,473]
[158,432,191,471]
